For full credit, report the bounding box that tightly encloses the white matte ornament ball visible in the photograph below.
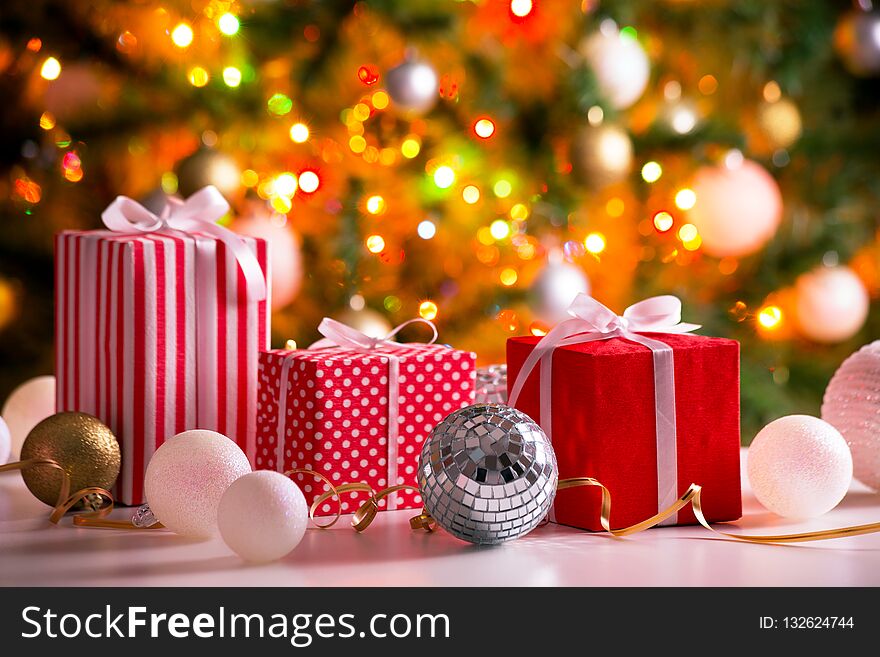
[687,159,783,257]
[748,415,852,519]
[822,341,880,490]
[144,430,252,538]
[795,266,869,344]
[581,30,650,109]
[529,261,590,324]
[0,416,10,464]
[386,59,438,114]
[218,470,309,563]
[1,375,56,461]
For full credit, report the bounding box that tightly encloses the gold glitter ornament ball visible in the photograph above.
[20,412,121,506]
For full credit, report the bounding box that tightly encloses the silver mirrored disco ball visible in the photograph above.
[419,404,557,545]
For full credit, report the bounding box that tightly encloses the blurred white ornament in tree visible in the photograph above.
[232,206,303,310]
[581,27,650,110]
[570,123,633,188]
[334,307,393,339]
[795,266,869,343]
[175,148,241,199]
[758,98,802,149]
[834,9,880,76]
[664,99,701,135]
[1,375,56,461]
[823,341,880,491]
[529,257,590,324]
[386,58,438,114]
[687,159,783,257]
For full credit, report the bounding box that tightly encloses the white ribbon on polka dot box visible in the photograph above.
[256,345,477,516]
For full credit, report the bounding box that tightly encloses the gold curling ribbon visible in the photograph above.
[305,473,422,532]
[553,477,880,543]
[330,476,880,542]
[0,458,116,526]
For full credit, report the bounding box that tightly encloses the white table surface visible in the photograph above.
[2,449,879,587]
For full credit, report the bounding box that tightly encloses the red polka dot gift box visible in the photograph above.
[256,341,476,516]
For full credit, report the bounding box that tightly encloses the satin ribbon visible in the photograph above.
[101,185,267,302]
[508,293,700,524]
[275,317,441,510]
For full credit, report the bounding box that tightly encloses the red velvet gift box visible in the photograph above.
[507,332,741,530]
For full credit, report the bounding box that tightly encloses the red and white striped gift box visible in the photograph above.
[54,230,270,505]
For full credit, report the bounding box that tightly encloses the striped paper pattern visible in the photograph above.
[55,230,270,505]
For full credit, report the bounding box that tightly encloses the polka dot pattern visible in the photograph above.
[256,346,477,516]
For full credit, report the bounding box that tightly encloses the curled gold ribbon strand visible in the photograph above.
[557,477,880,543]
[0,459,115,525]
[285,468,351,529]
[308,479,422,532]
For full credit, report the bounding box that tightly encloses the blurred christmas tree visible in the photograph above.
[0,0,878,440]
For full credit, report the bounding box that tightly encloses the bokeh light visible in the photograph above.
[606,197,625,217]
[674,188,697,210]
[490,219,511,240]
[678,223,698,242]
[366,195,386,214]
[510,0,533,18]
[462,185,481,204]
[653,211,674,232]
[433,165,456,189]
[222,67,242,87]
[188,66,209,87]
[641,161,662,183]
[417,220,436,239]
[289,123,309,143]
[268,93,293,116]
[419,300,438,320]
[218,13,240,36]
[758,305,783,330]
[274,173,298,197]
[298,170,320,193]
[585,232,606,254]
[366,235,385,253]
[493,179,512,198]
[401,137,421,158]
[510,203,529,220]
[474,118,496,139]
[171,23,194,48]
[40,57,61,80]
